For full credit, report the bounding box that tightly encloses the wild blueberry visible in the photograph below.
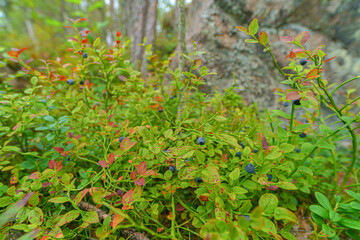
[242,215,250,222]
[281,126,287,130]
[267,174,273,181]
[245,163,256,174]
[197,137,205,145]
[292,98,301,105]
[82,52,88,58]
[80,80,84,85]
[119,136,125,142]
[195,177,203,183]
[240,142,245,149]
[299,58,308,66]
[299,132,307,138]
[185,159,190,163]
[170,95,176,99]
[67,79,75,85]
[236,152,242,158]
[169,166,176,172]
[66,157,70,161]
[283,102,289,107]
[253,149,259,153]
[154,87,158,90]
[295,148,300,153]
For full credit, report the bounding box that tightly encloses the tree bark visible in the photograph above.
[177,0,186,79]
[141,0,158,74]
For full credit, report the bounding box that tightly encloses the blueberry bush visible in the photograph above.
[0,18,359,240]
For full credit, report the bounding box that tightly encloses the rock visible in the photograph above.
[184,0,360,108]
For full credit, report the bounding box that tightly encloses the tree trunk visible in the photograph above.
[131,0,149,71]
[177,0,186,79]
[141,0,158,74]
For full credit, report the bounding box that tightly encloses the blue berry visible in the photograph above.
[299,132,307,138]
[169,166,176,172]
[245,163,256,174]
[267,174,273,181]
[185,159,190,163]
[295,148,300,153]
[281,126,287,130]
[235,152,242,158]
[67,79,75,85]
[240,142,245,149]
[242,215,250,222]
[197,137,205,145]
[170,95,176,99]
[299,58,308,65]
[66,157,70,161]
[195,177,203,183]
[292,99,301,105]
[154,87,158,90]
[79,80,84,85]
[253,149,259,153]
[119,136,125,142]
[283,102,289,107]
[82,52,88,58]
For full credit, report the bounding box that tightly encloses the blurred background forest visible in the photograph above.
[0,0,359,108]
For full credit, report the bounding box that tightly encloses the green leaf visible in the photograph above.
[0,196,12,207]
[248,18,259,35]
[48,197,69,204]
[311,212,325,226]
[279,143,295,153]
[309,205,329,219]
[322,224,336,237]
[259,194,278,216]
[57,210,80,227]
[315,192,332,211]
[44,115,55,122]
[93,37,100,47]
[338,218,360,231]
[317,142,335,150]
[272,109,291,119]
[229,168,240,180]
[244,39,258,43]
[274,207,297,222]
[329,210,341,222]
[294,124,311,131]
[298,166,313,176]
[346,190,360,202]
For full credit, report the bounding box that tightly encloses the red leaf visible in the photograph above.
[266,185,278,191]
[120,137,136,151]
[137,161,147,175]
[53,147,64,153]
[65,26,72,29]
[97,160,109,168]
[29,172,41,180]
[142,170,157,177]
[8,51,19,58]
[49,160,56,169]
[12,125,21,131]
[18,47,29,54]
[134,178,145,186]
[300,31,310,45]
[235,26,248,34]
[280,36,294,43]
[259,31,268,45]
[323,56,336,63]
[108,153,115,165]
[74,189,89,205]
[111,214,124,229]
[286,91,301,100]
[75,18,87,23]
[130,171,137,180]
[68,37,79,42]
[259,133,268,150]
[306,69,320,79]
[67,132,74,138]
[122,190,134,205]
